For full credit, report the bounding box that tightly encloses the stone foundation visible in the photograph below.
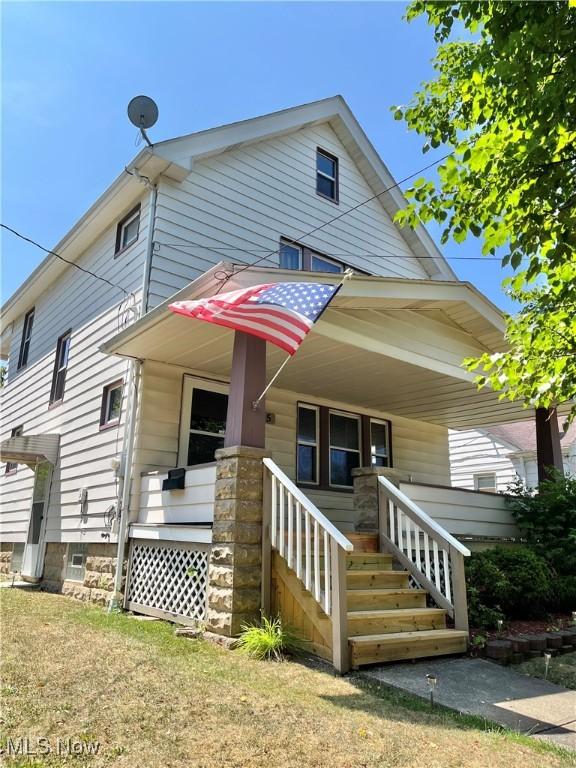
[42,542,125,606]
[0,542,13,574]
[352,467,411,532]
[206,445,267,637]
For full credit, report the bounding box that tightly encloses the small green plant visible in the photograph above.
[236,614,306,661]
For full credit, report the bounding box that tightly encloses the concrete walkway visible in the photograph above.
[362,657,576,750]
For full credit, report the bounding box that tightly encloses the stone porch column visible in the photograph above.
[206,331,268,638]
[352,467,411,532]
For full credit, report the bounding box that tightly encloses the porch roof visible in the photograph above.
[0,434,60,467]
[100,265,532,429]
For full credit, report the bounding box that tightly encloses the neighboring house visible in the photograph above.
[449,419,576,493]
[1,96,540,671]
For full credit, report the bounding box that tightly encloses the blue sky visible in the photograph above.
[1,1,514,310]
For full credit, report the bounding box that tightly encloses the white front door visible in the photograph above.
[21,462,51,580]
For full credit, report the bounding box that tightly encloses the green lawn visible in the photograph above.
[1,588,575,767]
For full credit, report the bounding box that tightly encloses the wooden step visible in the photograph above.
[347,608,447,636]
[346,532,378,552]
[349,629,469,666]
[347,588,427,611]
[347,570,410,590]
[346,553,393,571]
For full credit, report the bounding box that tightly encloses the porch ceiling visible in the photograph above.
[100,265,533,429]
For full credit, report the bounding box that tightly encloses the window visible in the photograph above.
[297,405,319,484]
[65,543,87,581]
[17,308,34,369]
[179,379,229,466]
[10,543,25,573]
[100,380,123,428]
[329,411,361,487]
[5,425,23,475]
[279,239,345,274]
[115,205,140,255]
[316,149,339,202]
[49,331,71,406]
[369,419,390,467]
[474,473,497,493]
[297,404,391,490]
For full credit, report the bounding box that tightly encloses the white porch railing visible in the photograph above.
[377,475,471,632]
[262,458,353,673]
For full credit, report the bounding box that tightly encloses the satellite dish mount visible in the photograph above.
[127,95,159,147]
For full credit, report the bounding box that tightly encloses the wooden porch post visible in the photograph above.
[224,331,267,449]
[535,407,563,483]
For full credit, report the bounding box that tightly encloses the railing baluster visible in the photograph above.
[271,475,277,549]
[423,531,431,580]
[389,500,395,546]
[414,522,421,571]
[314,519,321,602]
[443,548,451,603]
[323,529,330,614]
[305,511,311,591]
[287,494,293,570]
[397,508,404,553]
[432,540,441,591]
[405,515,412,562]
[295,501,302,579]
[279,485,285,558]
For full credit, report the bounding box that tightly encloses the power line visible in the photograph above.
[214,151,456,291]
[1,224,134,300]
[155,242,507,262]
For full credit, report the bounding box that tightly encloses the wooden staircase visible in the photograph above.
[345,549,468,668]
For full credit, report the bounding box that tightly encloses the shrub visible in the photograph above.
[547,574,576,614]
[235,614,306,661]
[507,472,576,576]
[466,547,552,627]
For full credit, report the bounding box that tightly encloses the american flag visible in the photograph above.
[169,281,339,355]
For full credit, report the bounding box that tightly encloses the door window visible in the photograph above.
[181,380,229,466]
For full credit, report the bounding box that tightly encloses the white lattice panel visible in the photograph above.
[126,540,209,623]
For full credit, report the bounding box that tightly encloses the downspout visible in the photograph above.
[109,181,157,610]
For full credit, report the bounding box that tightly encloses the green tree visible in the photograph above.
[394,1,576,416]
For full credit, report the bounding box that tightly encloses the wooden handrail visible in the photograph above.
[377,475,470,632]
[262,458,350,674]
[378,476,470,556]
[263,458,353,552]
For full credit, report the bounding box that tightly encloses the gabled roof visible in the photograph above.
[2,96,455,339]
[488,418,576,454]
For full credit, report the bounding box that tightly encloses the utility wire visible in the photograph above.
[1,223,134,300]
[213,151,455,291]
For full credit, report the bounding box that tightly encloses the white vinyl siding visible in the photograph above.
[146,123,428,308]
[449,429,519,493]
[0,193,149,543]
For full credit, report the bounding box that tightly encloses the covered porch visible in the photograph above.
[101,265,554,670]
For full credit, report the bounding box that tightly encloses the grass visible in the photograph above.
[517,652,576,691]
[1,589,575,768]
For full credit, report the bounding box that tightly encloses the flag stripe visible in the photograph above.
[201,309,307,350]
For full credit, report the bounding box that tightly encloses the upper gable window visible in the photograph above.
[115,205,141,256]
[17,308,35,370]
[316,149,339,203]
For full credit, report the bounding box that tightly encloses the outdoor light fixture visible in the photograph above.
[543,652,552,680]
[572,611,576,626]
[425,673,437,707]
[497,619,503,634]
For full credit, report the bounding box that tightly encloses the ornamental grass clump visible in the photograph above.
[236,614,306,661]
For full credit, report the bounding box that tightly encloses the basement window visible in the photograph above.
[115,205,141,255]
[10,543,25,573]
[65,543,87,581]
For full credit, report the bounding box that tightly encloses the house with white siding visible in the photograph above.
[2,96,552,671]
[449,420,576,493]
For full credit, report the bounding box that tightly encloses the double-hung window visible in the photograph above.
[17,308,35,369]
[316,149,339,202]
[50,331,71,406]
[297,404,391,490]
[297,405,319,484]
[279,239,344,274]
[115,205,140,255]
[5,425,23,475]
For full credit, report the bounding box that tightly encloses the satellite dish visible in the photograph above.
[127,95,158,129]
[127,95,158,147]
